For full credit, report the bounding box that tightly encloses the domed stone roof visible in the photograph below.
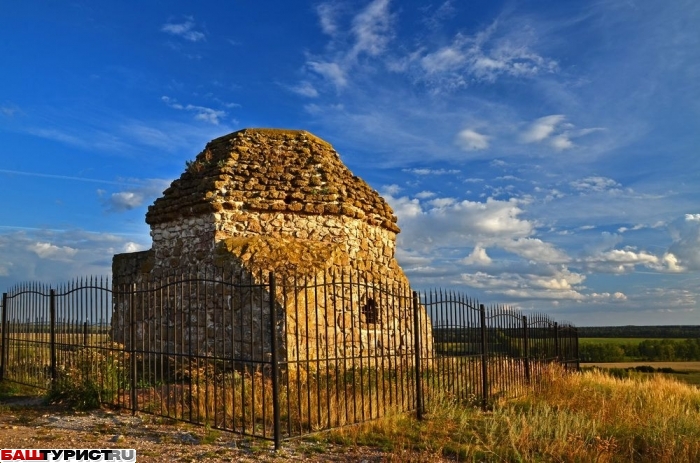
[146,128,400,233]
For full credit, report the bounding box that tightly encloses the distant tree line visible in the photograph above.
[578,325,700,339]
[580,338,700,362]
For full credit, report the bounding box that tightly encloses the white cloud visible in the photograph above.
[570,176,621,193]
[415,191,435,199]
[0,230,151,288]
[666,214,700,271]
[582,247,662,273]
[288,81,319,98]
[29,242,78,261]
[317,3,340,36]
[123,242,146,253]
[456,128,489,151]
[521,115,565,143]
[550,134,573,151]
[307,61,348,89]
[462,245,492,265]
[350,0,394,59]
[402,168,460,175]
[99,179,170,213]
[186,105,225,125]
[162,96,226,125]
[460,269,586,301]
[520,115,604,151]
[590,292,628,303]
[381,184,401,196]
[428,197,456,208]
[409,20,558,89]
[304,0,395,92]
[161,18,206,42]
[501,238,569,264]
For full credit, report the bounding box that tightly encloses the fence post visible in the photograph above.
[412,291,423,420]
[50,289,57,388]
[554,322,560,364]
[83,321,88,348]
[129,283,137,415]
[480,304,488,409]
[269,272,281,450]
[522,315,530,385]
[575,327,580,371]
[0,293,7,381]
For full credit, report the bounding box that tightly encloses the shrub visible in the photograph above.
[47,343,128,410]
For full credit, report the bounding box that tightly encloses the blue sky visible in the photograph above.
[1,1,699,326]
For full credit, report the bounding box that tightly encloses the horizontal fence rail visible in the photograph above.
[0,269,579,449]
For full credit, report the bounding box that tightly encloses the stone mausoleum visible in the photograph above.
[112,128,432,368]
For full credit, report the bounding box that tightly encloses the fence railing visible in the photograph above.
[0,269,578,449]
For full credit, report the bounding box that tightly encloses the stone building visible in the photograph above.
[112,128,432,369]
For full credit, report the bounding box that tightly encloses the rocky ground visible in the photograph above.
[0,396,394,462]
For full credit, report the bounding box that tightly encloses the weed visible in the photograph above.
[46,343,128,410]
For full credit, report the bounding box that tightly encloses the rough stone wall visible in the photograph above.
[149,212,397,276]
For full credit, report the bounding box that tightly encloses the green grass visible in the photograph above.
[579,337,684,346]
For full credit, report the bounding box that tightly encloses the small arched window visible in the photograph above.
[362,298,378,324]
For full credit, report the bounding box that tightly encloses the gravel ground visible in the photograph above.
[0,397,439,462]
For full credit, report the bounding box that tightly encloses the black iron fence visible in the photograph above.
[0,269,578,448]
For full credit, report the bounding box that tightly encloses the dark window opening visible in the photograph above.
[362,298,378,324]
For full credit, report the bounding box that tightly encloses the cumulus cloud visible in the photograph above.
[501,238,569,264]
[460,268,586,301]
[0,229,151,288]
[161,18,206,42]
[28,242,78,261]
[456,128,489,151]
[582,247,665,273]
[462,245,492,265]
[665,214,700,271]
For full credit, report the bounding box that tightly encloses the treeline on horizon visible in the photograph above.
[578,325,700,338]
[580,338,700,362]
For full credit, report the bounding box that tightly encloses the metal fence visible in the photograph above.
[0,269,578,448]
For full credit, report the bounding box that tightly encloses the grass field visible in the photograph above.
[581,361,700,386]
[579,337,684,345]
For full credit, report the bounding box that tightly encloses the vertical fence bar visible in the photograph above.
[49,289,57,387]
[575,327,580,371]
[269,273,281,450]
[0,293,7,381]
[554,322,560,363]
[412,291,423,420]
[479,304,488,409]
[522,316,530,384]
[130,283,137,415]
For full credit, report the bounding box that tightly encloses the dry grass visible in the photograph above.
[327,365,700,462]
[582,361,700,370]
